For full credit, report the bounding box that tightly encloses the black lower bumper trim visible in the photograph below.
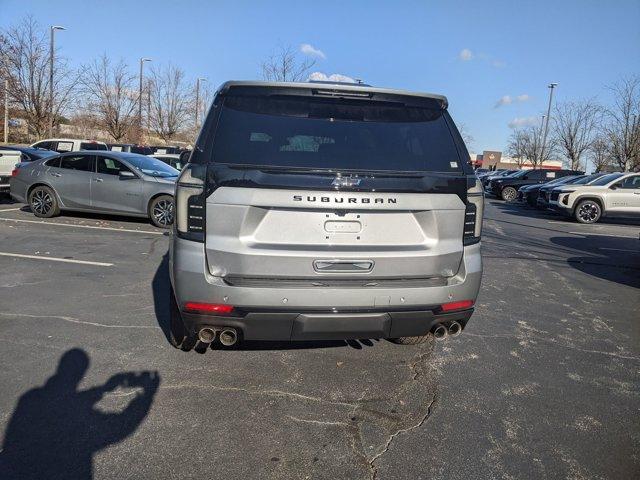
[180,308,475,341]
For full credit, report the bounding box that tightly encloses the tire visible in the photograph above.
[390,333,435,345]
[574,199,602,224]
[28,185,60,218]
[149,195,174,228]
[168,288,187,349]
[501,187,518,202]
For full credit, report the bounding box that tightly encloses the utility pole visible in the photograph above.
[540,83,557,168]
[49,25,65,138]
[4,79,8,144]
[139,58,152,142]
[195,78,206,129]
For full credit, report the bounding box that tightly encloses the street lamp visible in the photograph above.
[195,78,206,129]
[139,58,152,141]
[540,83,557,167]
[49,25,66,138]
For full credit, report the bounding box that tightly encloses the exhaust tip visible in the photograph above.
[432,324,447,340]
[198,327,216,343]
[448,321,462,337]
[219,328,238,346]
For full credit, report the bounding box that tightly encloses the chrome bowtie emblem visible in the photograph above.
[332,177,361,187]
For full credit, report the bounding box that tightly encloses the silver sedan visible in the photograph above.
[10,151,178,228]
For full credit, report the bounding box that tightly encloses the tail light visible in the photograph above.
[440,300,474,312]
[11,168,19,177]
[463,178,484,245]
[175,164,207,242]
[183,302,234,315]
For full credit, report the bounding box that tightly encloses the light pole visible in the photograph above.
[195,78,206,129]
[49,25,65,138]
[4,79,8,144]
[540,83,557,168]
[139,58,152,142]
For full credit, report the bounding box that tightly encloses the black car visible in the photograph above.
[0,145,58,162]
[537,173,607,209]
[488,169,583,202]
[481,169,517,189]
[518,175,582,207]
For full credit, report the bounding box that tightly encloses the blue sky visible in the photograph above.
[1,0,639,154]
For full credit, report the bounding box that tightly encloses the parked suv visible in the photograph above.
[31,138,108,153]
[168,81,484,349]
[488,168,583,201]
[550,172,640,223]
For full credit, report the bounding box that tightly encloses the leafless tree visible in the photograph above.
[589,136,613,172]
[261,45,316,82]
[552,100,601,171]
[148,65,190,143]
[458,123,474,149]
[0,16,79,139]
[80,55,138,141]
[517,125,555,169]
[603,76,640,171]
[507,129,529,168]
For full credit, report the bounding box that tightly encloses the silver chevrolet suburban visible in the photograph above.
[168,81,483,348]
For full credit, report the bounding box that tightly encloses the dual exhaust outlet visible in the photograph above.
[198,327,238,346]
[432,321,462,340]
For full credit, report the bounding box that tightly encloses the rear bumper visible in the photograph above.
[169,235,482,340]
[180,307,473,341]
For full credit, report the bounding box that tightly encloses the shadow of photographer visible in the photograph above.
[0,348,160,480]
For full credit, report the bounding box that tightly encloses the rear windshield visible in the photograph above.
[80,142,107,151]
[210,96,464,172]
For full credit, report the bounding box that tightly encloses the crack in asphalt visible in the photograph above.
[368,392,438,480]
[0,312,160,329]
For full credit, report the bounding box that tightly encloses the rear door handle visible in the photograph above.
[50,172,61,177]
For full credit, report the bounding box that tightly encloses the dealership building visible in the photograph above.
[470,150,563,170]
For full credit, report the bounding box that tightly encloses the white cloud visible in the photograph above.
[508,116,539,129]
[308,72,356,83]
[495,95,513,108]
[459,48,473,61]
[300,43,326,60]
[495,93,531,108]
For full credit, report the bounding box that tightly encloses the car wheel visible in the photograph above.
[28,185,60,218]
[574,199,602,224]
[501,187,518,202]
[149,195,174,228]
[168,287,187,348]
[390,334,435,345]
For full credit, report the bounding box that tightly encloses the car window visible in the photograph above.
[110,145,124,152]
[120,153,179,177]
[96,157,134,176]
[590,173,624,186]
[211,95,465,172]
[59,155,93,172]
[56,141,74,153]
[80,142,108,151]
[33,141,52,150]
[45,157,61,168]
[617,175,640,189]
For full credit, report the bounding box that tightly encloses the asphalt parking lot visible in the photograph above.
[0,197,638,479]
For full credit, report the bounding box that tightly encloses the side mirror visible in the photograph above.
[119,170,136,179]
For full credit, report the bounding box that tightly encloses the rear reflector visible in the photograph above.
[183,302,234,315]
[440,300,474,312]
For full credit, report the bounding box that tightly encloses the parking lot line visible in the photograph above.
[0,217,163,235]
[569,231,638,239]
[549,220,639,230]
[0,208,22,212]
[0,252,114,267]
